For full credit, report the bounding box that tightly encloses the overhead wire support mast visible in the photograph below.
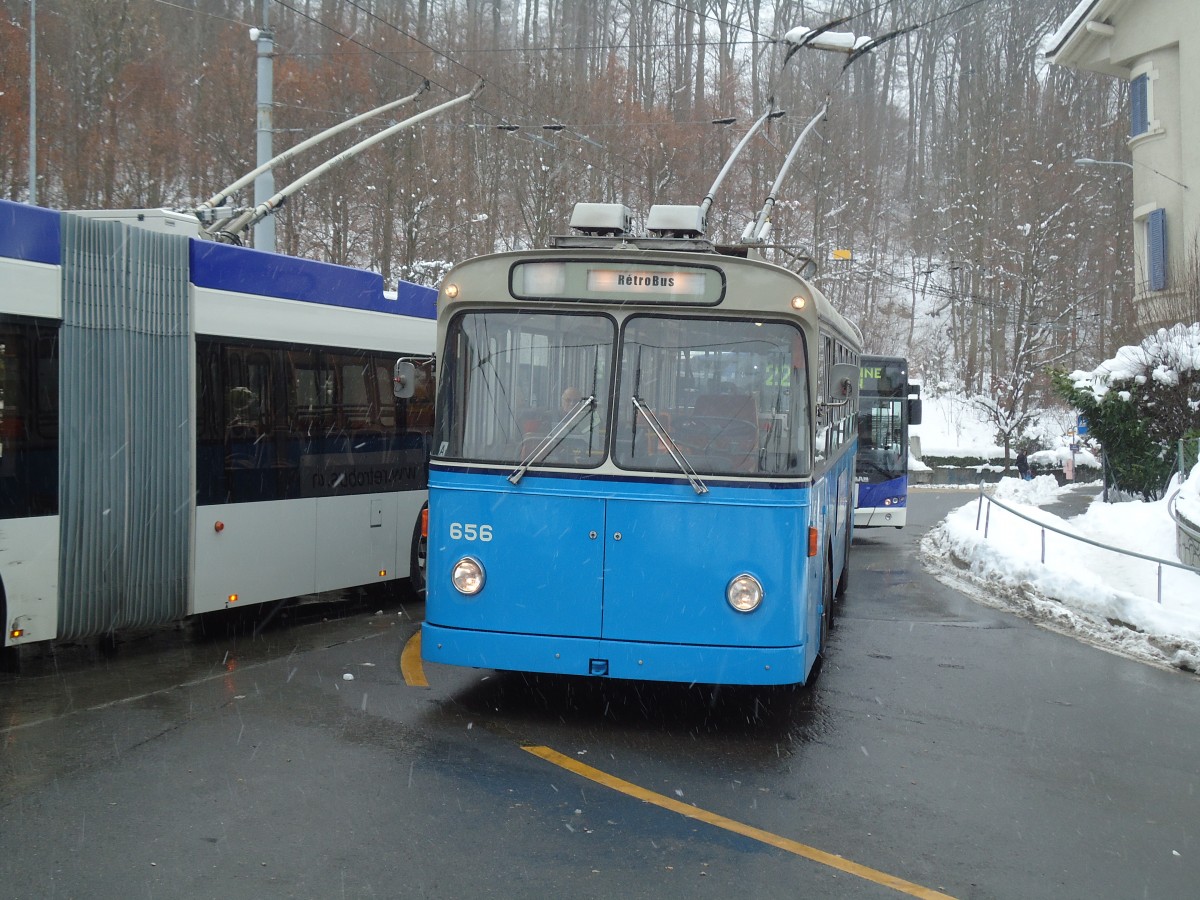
[781,15,854,65]
[842,25,920,69]
[208,80,484,244]
[192,80,431,222]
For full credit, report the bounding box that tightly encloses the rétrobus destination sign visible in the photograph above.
[586,268,706,295]
[513,260,721,304]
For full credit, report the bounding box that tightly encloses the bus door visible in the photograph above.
[595,315,810,651]
[599,495,804,649]
[430,308,614,639]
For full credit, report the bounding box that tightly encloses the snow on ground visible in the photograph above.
[920,475,1200,675]
[907,329,1200,675]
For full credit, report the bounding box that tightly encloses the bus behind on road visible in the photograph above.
[854,355,921,528]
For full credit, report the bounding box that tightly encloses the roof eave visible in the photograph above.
[1046,0,1132,79]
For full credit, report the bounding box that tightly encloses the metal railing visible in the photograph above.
[1169,488,1200,555]
[974,484,1200,605]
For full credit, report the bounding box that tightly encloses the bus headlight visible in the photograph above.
[726,574,763,612]
[452,557,486,595]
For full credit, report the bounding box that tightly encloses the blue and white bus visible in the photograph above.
[421,203,861,686]
[854,355,921,528]
[1,199,435,659]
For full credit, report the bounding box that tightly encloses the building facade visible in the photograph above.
[1048,0,1200,330]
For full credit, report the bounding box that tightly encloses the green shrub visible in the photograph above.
[1051,324,1200,501]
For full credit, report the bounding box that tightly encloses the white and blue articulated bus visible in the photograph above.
[0,199,435,658]
[422,203,861,686]
[853,355,922,528]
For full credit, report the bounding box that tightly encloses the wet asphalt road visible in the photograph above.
[1,488,1198,900]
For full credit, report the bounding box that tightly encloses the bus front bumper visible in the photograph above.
[420,622,810,686]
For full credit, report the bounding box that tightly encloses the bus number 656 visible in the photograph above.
[449,522,493,542]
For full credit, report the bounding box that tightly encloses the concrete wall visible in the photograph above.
[1177,507,1200,569]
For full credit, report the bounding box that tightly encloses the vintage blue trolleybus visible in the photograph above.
[421,202,860,686]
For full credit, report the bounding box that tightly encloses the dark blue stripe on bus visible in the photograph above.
[190,240,435,318]
[395,279,438,319]
[429,463,811,495]
[0,200,61,265]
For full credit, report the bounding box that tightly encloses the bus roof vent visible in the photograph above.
[569,202,633,237]
[646,204,706,238]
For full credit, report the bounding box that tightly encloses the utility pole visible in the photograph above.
[253,0,275,252]
[28,0,37,205]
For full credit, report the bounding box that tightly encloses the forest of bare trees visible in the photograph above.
[1,0,1138,427]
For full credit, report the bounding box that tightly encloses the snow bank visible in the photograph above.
[922,478,1200,672]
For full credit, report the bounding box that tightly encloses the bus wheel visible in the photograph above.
[819,555,833,659]
[835,517,851,600]
[0,590,20,673]
[409,503,428,599]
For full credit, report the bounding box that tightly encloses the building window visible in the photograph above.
[1130,73,1149,137]
[1147,208,1167,291]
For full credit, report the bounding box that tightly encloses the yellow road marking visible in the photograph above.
[523,744,958,900]
[400,629,429,687]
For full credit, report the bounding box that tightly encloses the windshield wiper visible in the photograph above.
[631,395,708,495]
[508,395,595,485]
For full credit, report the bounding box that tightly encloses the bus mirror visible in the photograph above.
[393,360,418,399]
[828,363,858,406]
[909,398,923,426]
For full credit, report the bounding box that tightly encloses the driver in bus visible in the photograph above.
[561,386,584,413]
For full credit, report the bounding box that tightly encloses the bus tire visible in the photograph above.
[835,515,851,600]
[819,554,834,658]
[0,586,20,673]
[409,502,428,599]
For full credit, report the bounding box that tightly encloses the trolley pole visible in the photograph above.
[28,0,37,205]
[253,0,275,252]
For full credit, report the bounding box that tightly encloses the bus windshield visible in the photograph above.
[857,396,906,479]
[435,310,615,466]
[614,316,809,476]
[856,358,909,482]
[435,310,811,477]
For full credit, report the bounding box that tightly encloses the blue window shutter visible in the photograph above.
[1130,74,1149,136]
[1148,208,1167,291]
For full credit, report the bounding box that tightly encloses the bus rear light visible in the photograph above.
[726,574,764,612]
[808,527,819,557]
[452,557,485,595]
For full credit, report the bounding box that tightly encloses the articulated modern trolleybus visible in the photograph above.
[853,355,922,529]
[422,202,862,686]
[1,199,435,658]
